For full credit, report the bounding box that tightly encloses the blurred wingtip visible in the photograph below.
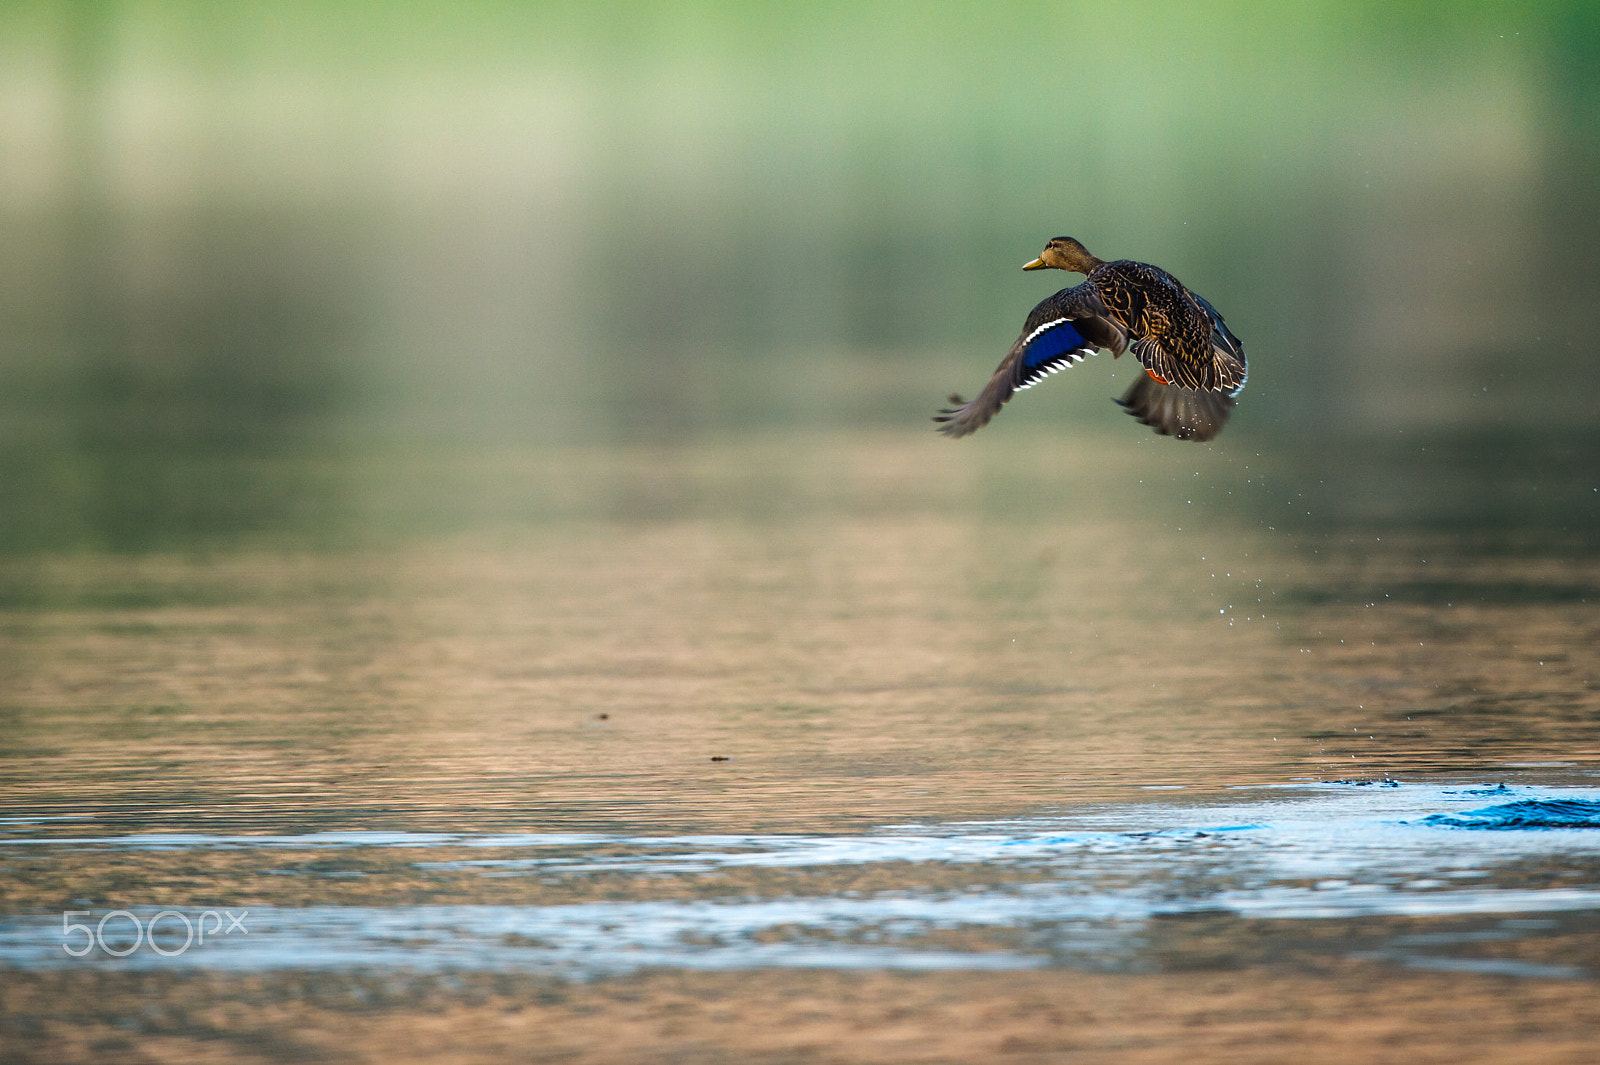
[932,401,977,437]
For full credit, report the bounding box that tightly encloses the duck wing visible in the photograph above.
[1190,291,1247,396]
[1129,336,1206,390]
[1114,374,1235,441]
[934,285,1125,437]
[1095,263,1246,396]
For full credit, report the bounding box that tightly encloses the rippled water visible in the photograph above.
[2,430,1598,1062]
[4,784,1600,982]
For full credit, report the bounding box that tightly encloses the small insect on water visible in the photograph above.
[935,236,1247,442]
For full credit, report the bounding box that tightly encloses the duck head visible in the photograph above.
[1023,236,1102,275]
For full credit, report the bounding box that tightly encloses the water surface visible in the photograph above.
[2,430,1598,1062]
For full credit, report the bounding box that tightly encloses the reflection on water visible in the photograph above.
[3,4,1599,1060]
[1425,798,1600,830]
[1,433,1596,835]
[0,433,1595,1060]
[3,785,1600,980]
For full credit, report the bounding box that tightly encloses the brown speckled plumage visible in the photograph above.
[935,236,1247,442]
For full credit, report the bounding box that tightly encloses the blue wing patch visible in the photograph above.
[1017,318,1097,390]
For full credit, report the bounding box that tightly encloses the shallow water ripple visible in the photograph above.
[4,783,1598,979]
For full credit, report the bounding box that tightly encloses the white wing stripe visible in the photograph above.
[1016,346,1097,390]
[1023,317,1075,345]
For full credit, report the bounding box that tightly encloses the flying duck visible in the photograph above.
[935,237,1247,442]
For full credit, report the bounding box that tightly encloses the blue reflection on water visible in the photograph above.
[3,784,1598,978]
[1422,799,1600,830]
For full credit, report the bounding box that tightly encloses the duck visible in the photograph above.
[934,236,1247,442]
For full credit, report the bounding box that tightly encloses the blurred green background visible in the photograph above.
[1,0,1597,551]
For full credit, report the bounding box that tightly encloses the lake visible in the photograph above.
[3,2,1599,1058]
[2,427,1598,1062]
